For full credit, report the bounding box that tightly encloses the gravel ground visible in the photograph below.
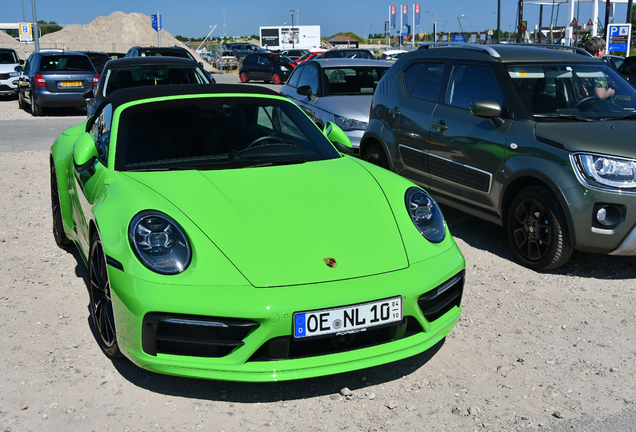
[2,92,636,432]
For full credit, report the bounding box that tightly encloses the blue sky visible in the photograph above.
[4,1,631,39]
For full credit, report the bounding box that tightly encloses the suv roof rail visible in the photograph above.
[417,42,501,58]
[522,43,594,57]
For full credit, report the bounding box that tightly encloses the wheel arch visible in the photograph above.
[359,120,396,172]
[500,162,578,247]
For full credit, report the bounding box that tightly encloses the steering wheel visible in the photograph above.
[246,135,282,149]
[573,96,600,109]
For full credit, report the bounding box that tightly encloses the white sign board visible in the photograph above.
[19,22,32,42]
[607,23,631,53]
[259,25,321,50]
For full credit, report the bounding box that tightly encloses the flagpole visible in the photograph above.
[400,4,403,48]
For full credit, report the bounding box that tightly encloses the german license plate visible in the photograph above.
[293,296,402,339]
[58,81,82,88]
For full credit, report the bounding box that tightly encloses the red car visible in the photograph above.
[295,50,327,64]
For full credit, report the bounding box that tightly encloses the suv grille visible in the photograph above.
[142,313,259,358]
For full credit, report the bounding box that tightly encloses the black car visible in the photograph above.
[77,51,111,73]
[314,49,375,60]
[281,49,310,61]
[617,56,636,87]
[107,52,126,60]
[239,53,295,84]
[83,56,214,118]
[125,46,197,61]
[360,42,636,270]
[225,43,262,59]
[16,51,98,116]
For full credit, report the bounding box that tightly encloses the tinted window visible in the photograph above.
[0,50,18,64]
[115,97,341,171]
[446,64,503,109]
[287,65,303,88]
[298,65,319,91]
[40,55,94,71]
[102,65,210,97]
[323,66,389,96]
[410,62,445,101]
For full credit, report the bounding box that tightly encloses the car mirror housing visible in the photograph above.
[297,85,312,97]
[83,88,94,99]
[470,99,504,128]
[73,132,99,172]
[324,121,353,154]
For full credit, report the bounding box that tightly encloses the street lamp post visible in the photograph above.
[457,14,467,41]
[290,10,295,48]
[426,11,435,42]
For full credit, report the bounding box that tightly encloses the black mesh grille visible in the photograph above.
[142,313,259,358]
[418,270,465,322]
[248,317,423,362]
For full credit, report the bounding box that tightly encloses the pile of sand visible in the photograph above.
[1,12,214,71]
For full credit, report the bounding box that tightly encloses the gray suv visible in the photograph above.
[361,42,636,270]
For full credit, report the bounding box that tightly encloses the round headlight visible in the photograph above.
[129,210,191,275]
[405,187,446,243]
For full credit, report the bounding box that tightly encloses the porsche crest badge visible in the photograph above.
[323,258,337,268]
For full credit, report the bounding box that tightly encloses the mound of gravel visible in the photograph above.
[2,12,215,71]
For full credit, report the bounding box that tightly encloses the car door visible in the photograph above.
[70,104,113,255]
[427,63,512,213]
[19,55,34,100]
[387,60,447,187]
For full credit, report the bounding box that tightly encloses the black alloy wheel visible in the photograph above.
[30,94,42,116]
[88,232,122,358]
[18,90,27,110]
[50,162,71,247]
[362,144,390,170]
[507,185,573,271]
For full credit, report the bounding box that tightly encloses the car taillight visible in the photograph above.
[34,73,46,87]
[93,73,99,87]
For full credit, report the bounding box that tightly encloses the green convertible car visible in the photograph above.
[50,84,465,382]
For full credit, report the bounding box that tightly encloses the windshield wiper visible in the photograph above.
[532,114,594,122]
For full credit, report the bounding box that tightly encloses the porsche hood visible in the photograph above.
[126,158,410,287]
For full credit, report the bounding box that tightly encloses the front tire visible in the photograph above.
[50,162,71,247]
[507,185,573,271]
[362,144,390,170]
[31,94,42,116]
[239,72,249,83]
[89,232,122,358]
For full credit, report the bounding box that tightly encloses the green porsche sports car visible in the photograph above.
[50,84,465,382]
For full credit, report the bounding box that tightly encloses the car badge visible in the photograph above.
[324,258,337,268]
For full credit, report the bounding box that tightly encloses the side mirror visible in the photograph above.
[14,65,22,72]
[297,85,312,97]
[470,99,504,128]
[73,133,99,172]
[324,122,353,154]
[83,88,94,99]
[20,59,25,65]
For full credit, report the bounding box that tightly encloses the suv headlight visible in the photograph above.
[129,210,192,275]
[405,187,446,243]
[9,71,19,77]
[335,115,368,130]
[573,153,636,189]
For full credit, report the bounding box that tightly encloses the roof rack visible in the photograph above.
[522,43,594,57]
[417,42,501,58]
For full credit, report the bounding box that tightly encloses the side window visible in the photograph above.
[411,62,445,101]
[297,65,318,91]
[90,104,113,164]
[445,64,504,110]
[403,63,420,94]
[287,65,303,88]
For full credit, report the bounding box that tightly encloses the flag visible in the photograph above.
[415,4,420,27]
[391,5,396,29]
[402,4,408,27]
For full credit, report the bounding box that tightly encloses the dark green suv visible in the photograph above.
[361,43,636,270]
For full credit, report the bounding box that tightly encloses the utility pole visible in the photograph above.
[497,0,501,43]
[516,0,523,43]
[31,0,39,53]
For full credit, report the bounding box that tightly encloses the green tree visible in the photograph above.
[37,20,62,36]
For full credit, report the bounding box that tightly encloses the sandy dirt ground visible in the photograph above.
[1,93,636,432]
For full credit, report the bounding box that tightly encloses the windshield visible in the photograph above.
[323,66,390,96]
[102,65,211,97]
[0,51,18,64]
[114,96,341,171]
[508,62,636,120]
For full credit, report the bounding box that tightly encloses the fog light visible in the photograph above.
[596,207,607,224]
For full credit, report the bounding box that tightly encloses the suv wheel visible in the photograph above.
[507,185,573,271]
[362,144,390,169]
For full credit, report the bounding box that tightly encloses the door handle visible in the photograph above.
[388,106,401,116]
[432,119,448,132]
